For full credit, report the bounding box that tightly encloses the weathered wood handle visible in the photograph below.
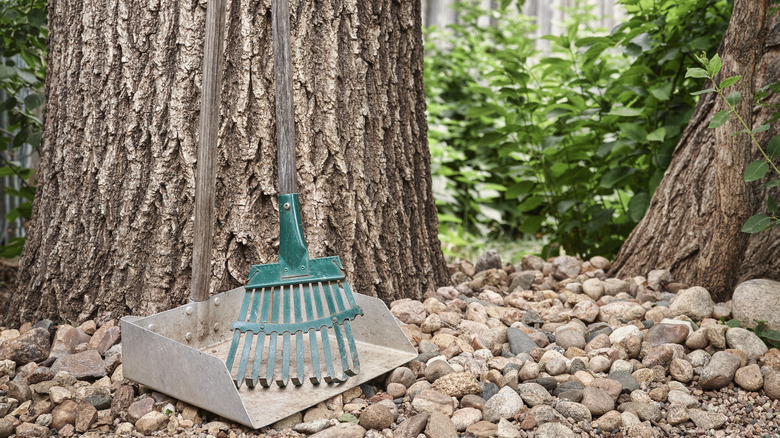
[273,0,297,194]
[190,0,227,302]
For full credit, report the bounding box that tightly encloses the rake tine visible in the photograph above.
[247,288,272,388]
[260,287,281,387]
[335,281,361,376]
[304,283,322,385]
[312,282,337,383]
[291,284,305,386]
[226,287,253,383]
[277,285,292,387]
[323,282,350,382]
[235,289,263,388]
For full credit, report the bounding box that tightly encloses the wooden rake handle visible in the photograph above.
[273,0,297,195]
[190,0,227,303]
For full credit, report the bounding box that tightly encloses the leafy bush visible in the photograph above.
[426,0,731,259]
[0,0,46,257]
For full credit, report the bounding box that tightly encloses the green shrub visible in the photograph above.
[427,0,731,259]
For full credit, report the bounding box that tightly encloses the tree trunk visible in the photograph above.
[9,0,448,325]
[610,0,780,302]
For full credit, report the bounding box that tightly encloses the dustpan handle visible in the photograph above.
[273,0,297,194]
[190,0,227,303]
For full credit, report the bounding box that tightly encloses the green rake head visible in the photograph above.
[225,194,364,388]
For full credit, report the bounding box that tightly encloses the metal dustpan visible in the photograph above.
[121,0,416,429]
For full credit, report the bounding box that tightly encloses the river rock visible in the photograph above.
[359,403,393,430]
[51,350,106,379]
[580,387,614,416]
[669,287,713,321]
[554,401,591,423]
[726,327,768,360]
[536,422,575,438]
[475,251,502,273]
[688,409,727,429]
[732,279,780,331]
[699,351,741,390]
[391,300,426,325]
[645,323,689,346]
[431,372,481,398]
[599,302,646,323]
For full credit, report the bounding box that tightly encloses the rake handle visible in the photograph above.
[273,0,297,194]
[190,0,227,302]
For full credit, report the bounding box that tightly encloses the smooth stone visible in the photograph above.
[726,327,769,360]
[592,410,622,431]
[310,423,366,438]
[465,420,498,438]
[393,413,429,438]
[390,300,426,325]
[699,351,741,390]
[451,408,482,431]
[536,422,575,438]
[552,255,581,280]
[645,323,689,346]
[667,403,690,425]
[608,325,641,344]
[669,357,694,383]
[734,364,763,391]
[554,400,591,423]
[580,387,614,416]
[764,371,780,400]
[667,390,698,408]
[425,360,455,382]
[424,411,457,438]
[506,327,538,355]
[582,279,605,301]
[555,327,586,350]
[359,403,393,430]
[618,402,661,422]
[572,301,600,323]
[669,287,713,321]
[135,411,168,434]
[385,367,416,389]
[496,418,520,438]
[732,279,780,331]
[411,389,454,416]
[608,370,639,393]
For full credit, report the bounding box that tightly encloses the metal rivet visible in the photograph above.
[284,268,288,272]
[213,323,219,331]
[185,332,192,341]
[301,266,305,270]
[186,306,193,315]
[332,317,338,323]
[148,324,155,331]
[283,203,290,210]
[214,297,221,306]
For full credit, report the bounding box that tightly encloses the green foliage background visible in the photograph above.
[0,0,47,257]
[426,0,731,260]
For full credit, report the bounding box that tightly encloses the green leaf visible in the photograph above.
[752,124,770,134]
[707,54,722,77]
[769,135,780,158]
[627,192,650,222]
[0,66,15,80]
[725,318,741,328]
[23,93,44,109]
[742,214,771,233]
[619,123,648,142]
[768,197,778,215]
[708,110,731,129]
[762,179,780,188]
[685,67,709,79]
[744,160,769,182]
[437,214,462,224]
[726,91,740,106]
[647,127,666,142]
[690,88,715,96]
[607,106,643,117]
[650,84,672,101]
[517,216,544,234]
[719,76,741,89]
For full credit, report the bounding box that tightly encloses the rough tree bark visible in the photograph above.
[610,0,780,302]
[8,0,448,325]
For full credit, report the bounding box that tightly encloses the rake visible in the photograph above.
[224,0,363,389]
